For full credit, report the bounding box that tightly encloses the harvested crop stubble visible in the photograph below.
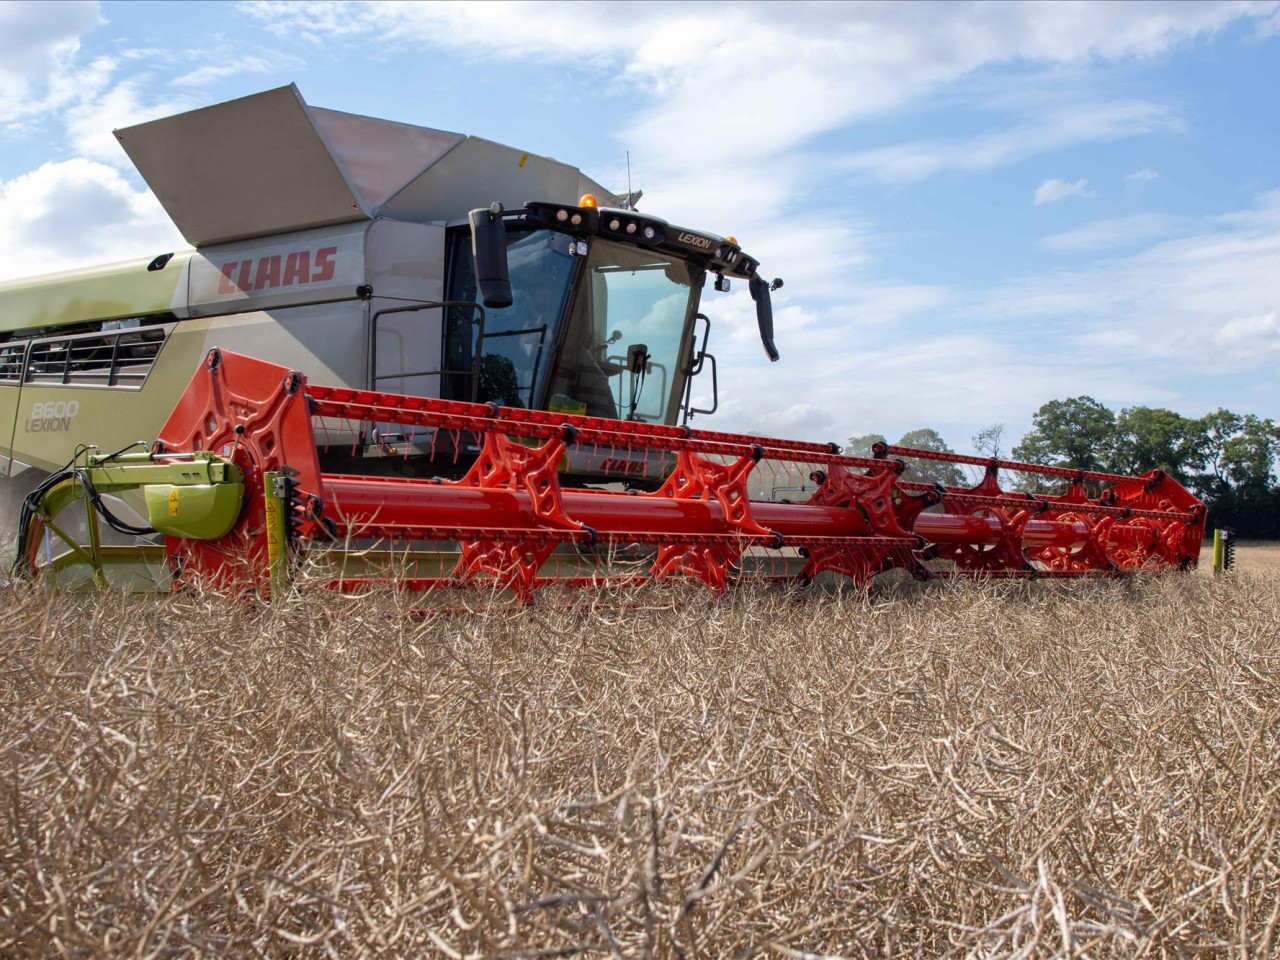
[1,572,1278,958]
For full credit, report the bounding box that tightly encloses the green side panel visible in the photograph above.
[8,319,211,475]
[0,383,17,470]
[0,252,191,334]
[144,482,244,539]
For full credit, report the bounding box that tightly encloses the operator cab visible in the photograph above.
[440,198,774,428]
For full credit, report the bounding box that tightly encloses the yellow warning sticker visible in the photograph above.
[168,488,180,517]
[517,152,529,168]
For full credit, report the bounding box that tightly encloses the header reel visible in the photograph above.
[14,350,1207,601]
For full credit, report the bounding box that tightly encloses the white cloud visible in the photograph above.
[238,1,1271,168]
[57,44,299,164]
[696,189,1280,448]
[1124,167,1161,182]
[0,159,184,281]
[982,190,1280,368]
[747,402,837,442]
[1214,311,1280,357]
[1034,178,1097,205]
[62,79,202,162]
[0,0,103,124]
[837,284,953,327]
[847,102,1183,184]
[172,55,280,87]
[242,1,631,59]
[1040,212,1187,251]
[0,2,296,164]
[706,321,1164,449]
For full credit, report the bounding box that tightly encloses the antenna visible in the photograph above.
[619,151,641,210]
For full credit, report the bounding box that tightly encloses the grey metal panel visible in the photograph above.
[309,107,465,215]
[380,137,583,222]
[115,85,369,247]
[364,219,445,302]
[196,301,368,391]
[365,220,447,398]
[116,84,621,242]
[186,222,371,317]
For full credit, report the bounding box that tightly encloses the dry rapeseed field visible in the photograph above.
[1,555,1278,958]
[1198,540,1280,579]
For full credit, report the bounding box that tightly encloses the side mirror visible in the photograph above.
[468,203,512,309]
[749,273,780,362]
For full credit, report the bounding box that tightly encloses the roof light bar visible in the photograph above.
[521,200,758,279]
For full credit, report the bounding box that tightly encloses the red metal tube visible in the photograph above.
[323,475,1099,550]
[914,513,1091,550]
[322,475,874,540]
[1019,520,1092,549]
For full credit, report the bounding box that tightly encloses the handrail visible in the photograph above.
[369,300,486,402]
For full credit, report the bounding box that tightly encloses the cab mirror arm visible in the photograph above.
[749,273,780,362]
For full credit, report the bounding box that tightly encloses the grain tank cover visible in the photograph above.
[116,86,373,247]
[115,84,618,248]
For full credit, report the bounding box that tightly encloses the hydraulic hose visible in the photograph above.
[10,444,157,576]
[75,469,155,538]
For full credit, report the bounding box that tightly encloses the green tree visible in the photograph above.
[1005,400,1280,537]
[478,355,523,408]
[1191,410,1280,493]
[1012,397,1116,473]
[1193,409,1244,496]
[845,432,886,459]
[1189,410,1280,537]
[896,428,967,487]
[971,423,1005,459]
[1111,406,1202,482]
[1222,415,1280,493]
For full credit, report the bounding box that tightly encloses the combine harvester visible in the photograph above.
[1,87,1205,599]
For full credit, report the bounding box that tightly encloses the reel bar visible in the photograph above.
[897,482,1198,523]
[310,385,863,462]
[883,445,1150,486]
[927,568,1124,580]
[310,392,886,469]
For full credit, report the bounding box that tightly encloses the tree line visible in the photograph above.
[849,399,1280,538]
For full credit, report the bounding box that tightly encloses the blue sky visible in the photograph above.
[1,1,1278,451]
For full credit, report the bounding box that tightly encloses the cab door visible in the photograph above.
[440,227,576,409]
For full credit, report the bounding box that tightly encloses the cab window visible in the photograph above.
[443,230,575,407]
